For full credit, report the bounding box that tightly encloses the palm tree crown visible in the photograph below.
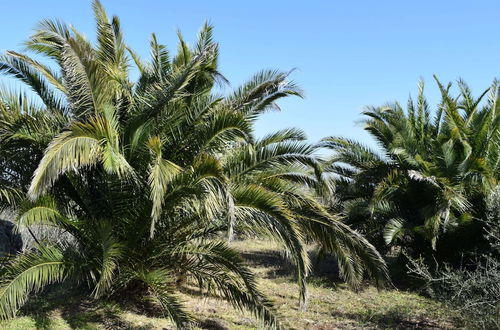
[322,78,499,260]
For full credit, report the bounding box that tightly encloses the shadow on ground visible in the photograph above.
[329,308,446,329]
[239,247,342,285]
[19,285,232,330]
[19,285,161,330]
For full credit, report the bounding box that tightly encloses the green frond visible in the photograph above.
[259,128,307,146]
[291,195,389,287]
[15,195,65,227]
[147,136,182,237]
[28,128,102,199]
[25,19,72,60]
[0,187,23,208]
[149,33,170,82]
[134,50,206,120]
[0,245,67,319]
[127,47,146,74]
[135,268,192,328]
[226,69,303,119]
[0,53,66,111]
[173,30,192,69]
[92,221,124,298]
[232,184,310,304]
[93,0,128,70]
[59,41,104,117]
[29,111,133,198]
[196,109,251,153]
[383,218,405,245]
[5,51,66,93]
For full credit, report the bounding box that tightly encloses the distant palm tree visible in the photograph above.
[322,78,499,260]
[0,1,387,327]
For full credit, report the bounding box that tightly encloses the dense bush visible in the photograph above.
[322,79,499,264]
[404,187,499,328]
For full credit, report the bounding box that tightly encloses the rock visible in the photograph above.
[0,219,22,256]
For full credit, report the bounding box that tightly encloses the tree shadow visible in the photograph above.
[240,249,295,278]
[197,318,229,330]
[22,286,238,330]
[239,248,343,287]
[330,308,446,329]
[20,286,66,330]
[19,285,162,330]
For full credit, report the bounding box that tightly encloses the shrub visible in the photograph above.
[406,187,500,329]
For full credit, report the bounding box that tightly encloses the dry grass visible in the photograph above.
[0,239,461,329]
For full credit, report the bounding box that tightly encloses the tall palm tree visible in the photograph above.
[322,78,499,261]
[0,1,387,326]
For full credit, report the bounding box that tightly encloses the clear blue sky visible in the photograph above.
[1,1,499,145]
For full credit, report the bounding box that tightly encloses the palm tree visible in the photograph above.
[321,78,499,261]
[0,1,387,326]
[222,127,388,296]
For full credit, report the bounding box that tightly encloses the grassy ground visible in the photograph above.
[0,240,461,329]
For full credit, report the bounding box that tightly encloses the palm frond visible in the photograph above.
[0,245,67,319]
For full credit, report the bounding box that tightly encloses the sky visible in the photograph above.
[0,0,499,146]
